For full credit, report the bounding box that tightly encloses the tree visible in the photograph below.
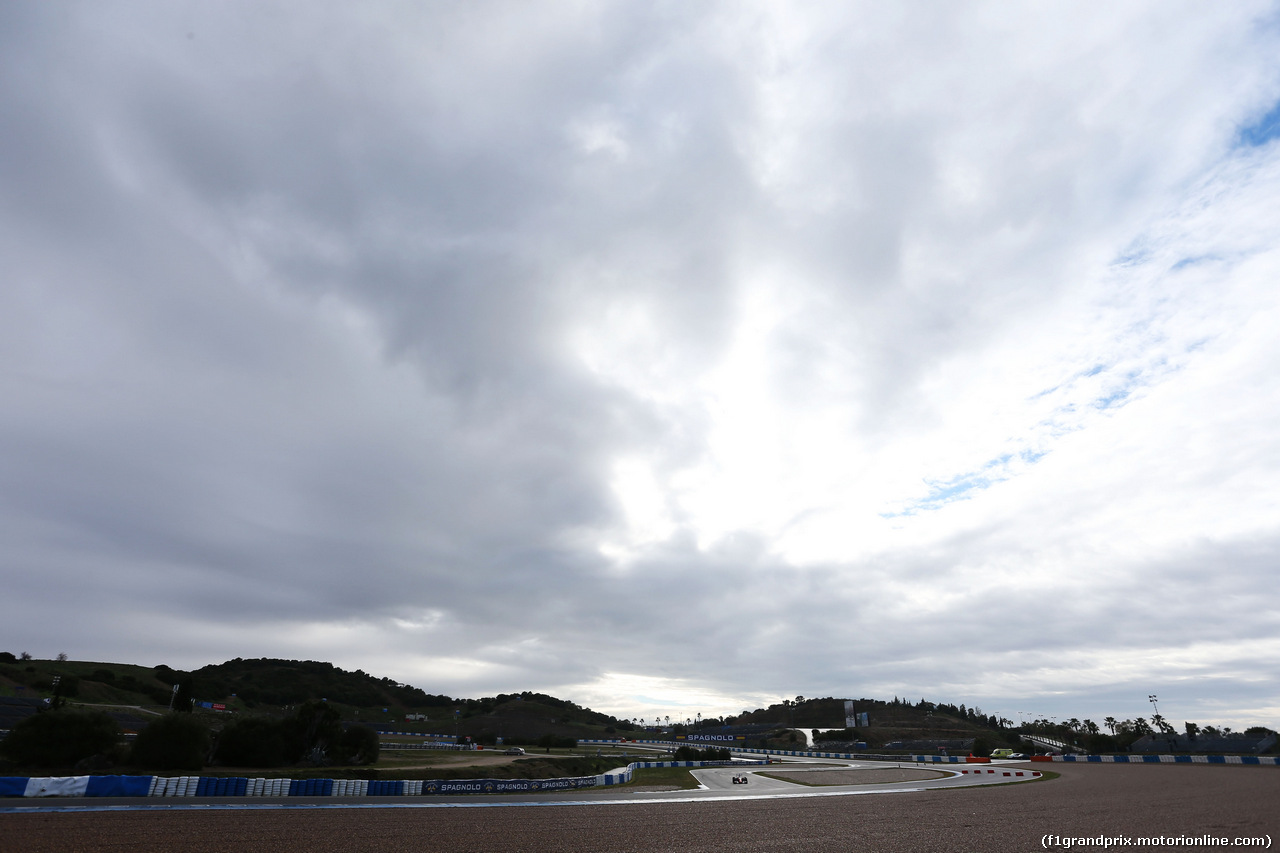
[0,709,120,767]
[674,746,730,761]
[537,734,576,753]
[1105,717,1117,735]
[131,713,210,770]
[56,652,68,662]
[172,676,194,713]
[338,724,380,765]
[213,716,303,768]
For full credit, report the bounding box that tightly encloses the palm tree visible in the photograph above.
[1104,717,1117,735]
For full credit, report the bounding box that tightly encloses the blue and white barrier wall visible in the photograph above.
[0,774,598,798]
[0,759,768,799]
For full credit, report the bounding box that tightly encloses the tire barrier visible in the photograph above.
[0,759,769,799]
[5,751,1272,799]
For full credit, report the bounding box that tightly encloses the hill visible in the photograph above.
[726,695,1018,751]
[0,654,1014,749]
[0,654,637,743]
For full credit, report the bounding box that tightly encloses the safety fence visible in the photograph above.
[580,739,1280,766]
[582,738,979,764]
[0,773,602,798]
[0,758,771,799]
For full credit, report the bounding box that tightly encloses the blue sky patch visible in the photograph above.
[1239,98,1280,147]
[1094,388,1130,409]
[1171,254,1219,271]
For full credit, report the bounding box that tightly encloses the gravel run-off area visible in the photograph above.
[762,767,949,785]
[4,763,1277,853]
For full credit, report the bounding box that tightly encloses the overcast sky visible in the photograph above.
[3,1,1279,732]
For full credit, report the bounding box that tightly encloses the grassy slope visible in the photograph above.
[2,656,1019,751]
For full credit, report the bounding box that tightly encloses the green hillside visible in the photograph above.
[0,654,1012,749]
[0,654,181,708]
[0,654,638,743]
[734,695,1015,749]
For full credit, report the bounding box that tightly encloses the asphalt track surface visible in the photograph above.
[4,763,1277,852]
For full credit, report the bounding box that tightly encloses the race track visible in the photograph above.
[4,763,1277,852]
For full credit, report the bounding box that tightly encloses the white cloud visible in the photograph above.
[2,0,1278,732]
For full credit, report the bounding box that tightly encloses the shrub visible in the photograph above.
[673,746,732,761]
[337,724,380,765]
[0,709,120,768]
[536,734,577,752]
[213,716,303,768]
[212,702,377,767]
[130,713,211,770]
[172,677,194,713]
[1083,733,1120,753]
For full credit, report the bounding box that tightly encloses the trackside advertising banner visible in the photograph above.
[422,776,599,795]
[678,734,745,743]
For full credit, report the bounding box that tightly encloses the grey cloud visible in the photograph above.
[3,2,1278,728]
